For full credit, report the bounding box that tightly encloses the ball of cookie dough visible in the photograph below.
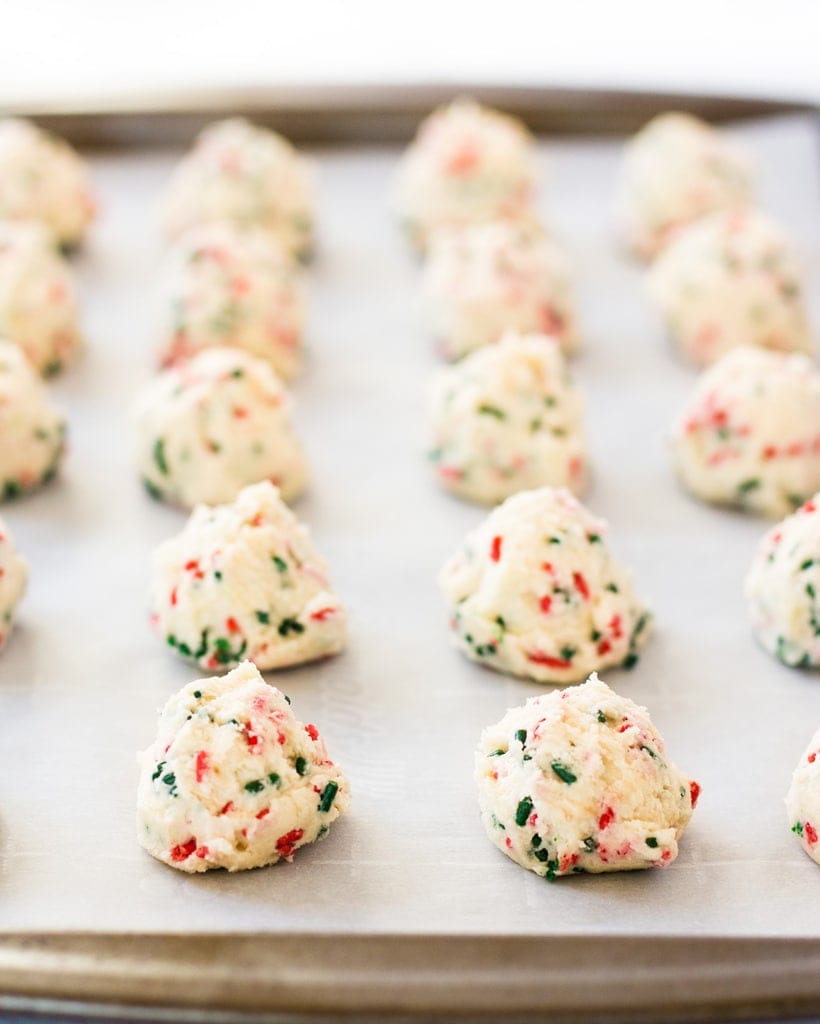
[439,487,651,684]
[424,220,580,360]
[0,517,27,650]
[0,118,95,247]
[0,220,82,375]
[162,118,314,260]
[134,347,308,511]
[476,673,698,879]
[428,332,588,504]
[137,659,350,873]
[648,208,812,367]
[0,340,65,500]
[745,495,820,668]
[150,481,346,671]
[394,98,538,250]
[157,222,306,380]
[786,723,820,867]
[671,346,820,518]
[616,112,752,261]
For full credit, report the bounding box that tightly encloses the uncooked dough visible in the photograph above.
[476,673,699,878]
[439,486,651,683]
[428,332,587,504]
[0,516,27,650]
[150,481,346,671]
[137,659,350,873]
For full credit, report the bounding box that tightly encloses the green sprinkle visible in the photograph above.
[318,780,339,812]
[515,729,527,746]
[532,848,550,862]
[645,837,659,848]
[488,748,506,757]
[548,536,562,545]
[640,745,659,760]
[559,645,576,661]
[166,634,177,647]
[545,859,560,882]
[531,834,542,849]
[587,534,602,544]
[623,652,639,670]
[214,570,223,581]
[737,478,761,495]
[590,630,602,642]
[153,438,169,476]
[193,690,202,699]
[495,615,506,631]
[294,756,308,776]
[194,630,209,659]
[272,555,288,572]
[551,761,577,784]
[477,403,506,420]
[244,780,264,793]
[792,821,804,837]
[515,796,533,826]
[583,836,598,852]
[231,368,245,379]
[800,559,816,572]
[255,610,271,624]
[3,480,21,500]
[605,583,620,593]
[151,761,165,781]
[529,418,543,433]
[143,478,163,501]
[177,642,192,657]
[267,772,281,786]
[596,710,607,724]
[278,617,305,637]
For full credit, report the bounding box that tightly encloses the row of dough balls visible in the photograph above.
[394,101,815,371]
[133,118,321,511]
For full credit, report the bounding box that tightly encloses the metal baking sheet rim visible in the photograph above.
[1,82,811,146]
[1,933,820,1021]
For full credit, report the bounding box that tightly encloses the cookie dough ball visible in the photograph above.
[0,517,27,650]
[157,222,306,380]
[0,118,95,247]
[477,673,698,878]
[786,722,820,866]
[162,118,314,260]
[745,496,820,668]
[648,208,813,367]
[134,347,307,510]
[616,112,752,261]
[671,346,820,518]
[429,332,588,504]
[0,340,65,500]
[150,481,346,671]
[424,220,580,360]
[0,221,82,375]
[137,660,350,873]
[439,487,651,684]
[394,98,537,250]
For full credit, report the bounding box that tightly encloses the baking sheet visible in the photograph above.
[0,113,819,938]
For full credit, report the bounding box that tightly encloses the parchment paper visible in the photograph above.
[0,114,818,936]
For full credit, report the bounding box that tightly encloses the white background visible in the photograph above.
[3,0,820,112]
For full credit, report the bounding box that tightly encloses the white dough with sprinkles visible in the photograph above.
[150,481,346,672]
[137,660,350,873]
[476,673,699,879]
[161,118,314,260]
[439,487,651,684]
[0,118,95,247]
[157,222,306,380]
[134,347,307,511]
[787,722,820,866]
[648,208,812,367]
[428,332,587,504]
[616,111,752,261]
[394,98,537,250]
[0,516,27,650]
[0,339,65,500]
[746,495,820,668]
[424,220,579,360]
[671,346,820,518]
[0,220,82,375]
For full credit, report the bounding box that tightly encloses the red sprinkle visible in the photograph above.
[310,607,336,622]
[170,838,197,862]
[690,780,701,809]
[539,595,553,614]
[226,617,241,634]
[276,828,304,858]
[255,808,270,820]
[195,846,209,859]
[504,836,513,850]
[806,822,818,846]
[490,535,503,562]
[573,572,590,600]
[305,724,319,741]
[220,802,234,815]
[526,652,571,669]
[169,587,178,607]
[809,752,817,764]
[597,639,612,656]
[598,806,615,831]
[195,750,209,783]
